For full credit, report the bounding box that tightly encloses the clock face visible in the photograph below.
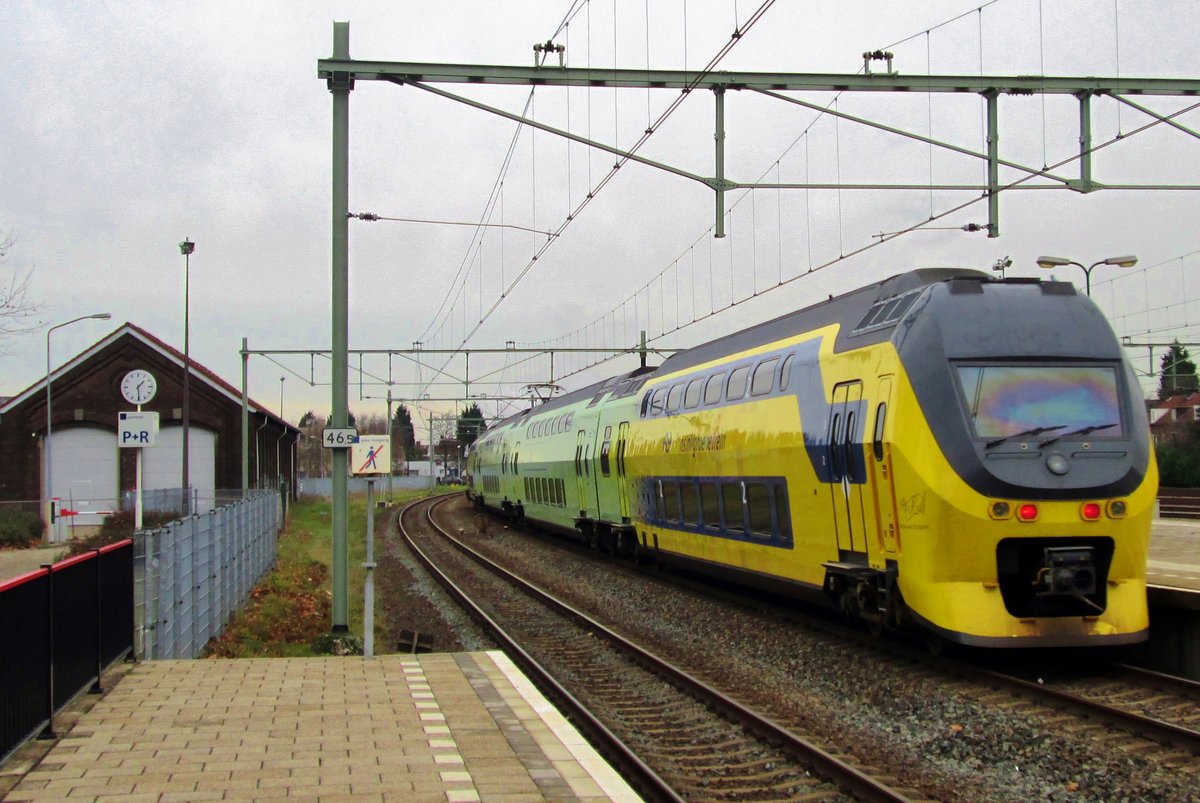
[121,370,157,405]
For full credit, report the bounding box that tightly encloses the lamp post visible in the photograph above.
[45,312,111,539]
[179,238,194,515]
[1036,254,1138,296]
[277,376,284,490]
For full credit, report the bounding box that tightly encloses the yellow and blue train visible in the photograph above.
[467,269,1155,647]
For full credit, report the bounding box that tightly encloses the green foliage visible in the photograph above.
[1158,340,1198,400]
[65,509,177,557]
[457,403,485,447]
[393,403,418,459]
[0,507,43,548]
[1157,443,1200,487]
[310,632,364,656]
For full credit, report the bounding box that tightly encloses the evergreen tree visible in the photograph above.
[392,404,418,459]
[457,403,486,447]
[297,410,316,427]
[1158,340,1199,400]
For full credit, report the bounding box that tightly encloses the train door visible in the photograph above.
[828,381,868,559]
[869,376,901,554]
[574,429,588,517]
[616,421,631,523]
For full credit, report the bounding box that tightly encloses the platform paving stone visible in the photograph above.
[3,651,639,801]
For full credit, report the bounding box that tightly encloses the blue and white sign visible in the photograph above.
[118,411,159,448]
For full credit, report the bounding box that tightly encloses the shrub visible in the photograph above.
[64,509,179,557]
[0,508,44,548]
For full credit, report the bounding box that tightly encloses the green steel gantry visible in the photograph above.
[318,20,1200,632]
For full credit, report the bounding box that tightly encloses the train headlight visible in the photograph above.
[1046,453,1070,475]
[1017,503,1039,522]
[1080,502,1102,521]
[1107,500,1127,519]
[989,501,1012,520]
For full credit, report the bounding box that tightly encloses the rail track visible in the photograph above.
[398,494,921,802]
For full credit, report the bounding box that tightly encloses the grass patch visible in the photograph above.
[204,487,444,658]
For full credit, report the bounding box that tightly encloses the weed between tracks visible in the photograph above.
[204,488,447,658]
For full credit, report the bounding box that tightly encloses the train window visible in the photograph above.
[830,413,843,479]
[684,378,703,409]
[747,483,772,537]
[704,373,725,405]
[650,389,665,415]
[584,444,590,476]
[514,450,520,474]
[722,481,746,533]
[873,403,887,461]
[663,482,682,524]
[844,411,857,481]
[600,426,612,476]
[780,354,794,391]
[727,366,750,400]
[640,392,652,417]
[557,479,565,506]
[542,477,549,503]
[774,483,792,542]
[655,480,665,519]
[666,383,684,413]
[700,482,720,529]
[751,358,779,397]
[680,481,699,526]
[524,477,530,500]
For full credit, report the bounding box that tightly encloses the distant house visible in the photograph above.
[0,323,299,539]
[1148,392,1200,447]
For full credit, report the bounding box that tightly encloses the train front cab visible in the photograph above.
[878,278,1155,647]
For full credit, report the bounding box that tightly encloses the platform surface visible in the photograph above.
[4,651,638,802]
[1149,518,1200,591]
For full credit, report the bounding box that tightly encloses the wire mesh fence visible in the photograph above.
[133,490,281,660]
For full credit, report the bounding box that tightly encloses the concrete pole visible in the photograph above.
[241,338,250,496]
[329,21,353,632]
[386,390,394,501]
[428,414,435,489]
[363,478,376,658]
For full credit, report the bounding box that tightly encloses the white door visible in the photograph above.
[143,427,217,513]
[48,427,118,538]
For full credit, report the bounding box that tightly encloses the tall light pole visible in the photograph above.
[277,376,285,489]
[46,312,111,539]
[1036,254,1138,296]
[179,238,194,515]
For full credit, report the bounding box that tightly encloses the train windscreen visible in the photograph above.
[956,364,1124,439]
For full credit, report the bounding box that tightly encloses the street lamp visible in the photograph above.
[1036,254,1138,296]
[46,312,111,539]
[179,238,194,515]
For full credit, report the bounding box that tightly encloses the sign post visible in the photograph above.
[118,410,159,529]
[351,434,388,659]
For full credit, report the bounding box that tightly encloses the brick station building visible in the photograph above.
[0,323,298,538]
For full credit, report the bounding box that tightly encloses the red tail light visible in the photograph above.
[1081,502,1102,521]
[1017,504,1039,522]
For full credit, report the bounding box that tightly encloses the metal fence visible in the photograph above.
[0,541,133,764]
[133,490,281,660]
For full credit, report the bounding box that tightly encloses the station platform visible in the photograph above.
[3,651,638,802]
[1148,518,1200,592]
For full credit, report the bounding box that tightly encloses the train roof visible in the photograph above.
[479,268,1029,433]
[657,268,988,375]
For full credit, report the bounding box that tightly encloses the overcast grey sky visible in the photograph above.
[2,0,1198,425]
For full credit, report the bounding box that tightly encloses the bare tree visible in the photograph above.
[1,230,41,351]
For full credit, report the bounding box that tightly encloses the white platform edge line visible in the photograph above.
[484,650,641,800]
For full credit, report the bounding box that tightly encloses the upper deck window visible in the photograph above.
[956,364,1124,439]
